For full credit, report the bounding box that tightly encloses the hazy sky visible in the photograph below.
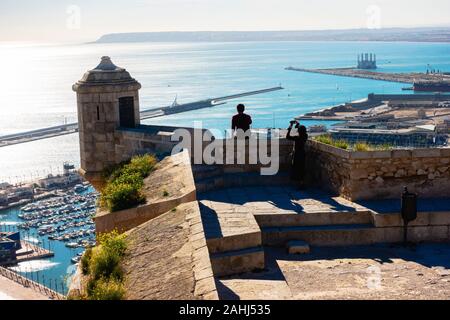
[1,0,450,42]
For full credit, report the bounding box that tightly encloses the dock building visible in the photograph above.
[0,232,22,265]
[330,123,447,148]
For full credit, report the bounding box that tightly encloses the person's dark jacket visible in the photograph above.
[232,113,252,132]
[286,126,308,180]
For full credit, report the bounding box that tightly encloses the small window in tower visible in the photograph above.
[96,106,100,121]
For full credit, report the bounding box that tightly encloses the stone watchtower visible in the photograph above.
[73,56,141,183]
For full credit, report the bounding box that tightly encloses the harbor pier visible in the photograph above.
[286,66,450,86]
[0,86,283,147]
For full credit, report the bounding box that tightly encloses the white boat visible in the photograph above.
[71,256,81,264]
[66,242,79,248]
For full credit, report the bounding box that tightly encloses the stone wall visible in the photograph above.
[116,127,294,171]
[307,140,450,200]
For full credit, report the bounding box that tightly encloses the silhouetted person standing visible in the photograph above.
[287,121,308,187]
[232,104,252,134]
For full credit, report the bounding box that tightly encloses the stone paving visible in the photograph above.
[199,186,368,216]
[198,187,369,243]
[218,244,450,300]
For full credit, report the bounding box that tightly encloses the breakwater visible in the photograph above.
[285,66,448,85]
[0,87,283,147]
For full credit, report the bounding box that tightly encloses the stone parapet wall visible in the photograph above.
[307,140,450,200]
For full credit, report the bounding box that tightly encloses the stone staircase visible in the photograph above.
[255,198,378,247]
[199,199,264,277]
[197,186,450,278]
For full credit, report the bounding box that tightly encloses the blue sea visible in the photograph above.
[1,41,450,181]
[0,41,450,290]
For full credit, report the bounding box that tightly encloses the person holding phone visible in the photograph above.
[287,120,308,188]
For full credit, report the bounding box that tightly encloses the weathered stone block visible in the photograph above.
[412,149,440,158]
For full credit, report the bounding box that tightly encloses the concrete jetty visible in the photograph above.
[140,86,283,119]
[0,123,79,147]
[286,66,450,85]
[0,87,283,147]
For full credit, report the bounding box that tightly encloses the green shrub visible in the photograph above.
[89,278,125,300]
[82,231,128,300]
[314,135,348,149]
[315,135,396,152]
[81,248,92,275]
[107,154,157,183]
[100,154,157,212]
[128,155,157,177]
[100,182,145,212]
[354,142,371,152]
[314,134,333,145]
[98,230,128,259]
[376,143,394,151]
[333,140,349,150]
[89,248,123,281]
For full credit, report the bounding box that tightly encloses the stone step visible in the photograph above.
[206,230,262,254]
[262,224,377,247]
[192,165,223,181]
[287,240,310,254]
[254,210,373,228]
[210,246,265,277]
[195,172,292,194]
[195,177,223,194]
[200,200,262,254]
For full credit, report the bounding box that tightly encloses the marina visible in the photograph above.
[0,183,98,295]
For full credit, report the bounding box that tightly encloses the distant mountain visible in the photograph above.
[96,28,450,43]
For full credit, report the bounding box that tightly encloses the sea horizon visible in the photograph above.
[0,40,450,182]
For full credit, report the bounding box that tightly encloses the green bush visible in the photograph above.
[107,154,157,183]
[89,248,123,281]
[100,181,145,212]
[315,136,396,151]
[81,231,128,300]
[100,154,157,212]
[333,140,349,150]
[377,143,394,151]
[99,230,128,258]
[89,278,126,300]
[354,142,371,152]
[314,134,333,145]
[315,135,349,150]
[81,248,92,275]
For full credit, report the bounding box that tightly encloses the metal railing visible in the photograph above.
[0,265,65,300]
